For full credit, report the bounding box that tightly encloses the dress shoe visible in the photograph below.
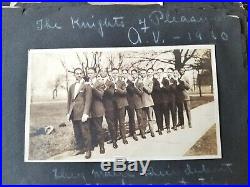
[145,129,151,134]
[167,129,171,133]
[100,147,105,154]
[188,123,192,128]
[72,150,84,156]
[173,126,177,131]
[85,151,91,159]
[123,139,128,144]
[132,134,138,141]
[117,135,122,140]
[176,123,182,127]
[151,132,155,137]
[107,140,113,144]
[113,142,118,149]
[141,134,146,139]
[158,130,163,135]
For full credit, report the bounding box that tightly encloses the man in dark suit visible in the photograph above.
[127,69,146,139]
[152,68,164,135]
[123,69,138,141]
[174,69,192,129]
[112,68,128,144]
[101,69,118,149]
[66,68,92,159]
[87,68,105,154]
[162,68,177,132]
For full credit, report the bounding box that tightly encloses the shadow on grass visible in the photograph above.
[30,128,46,137]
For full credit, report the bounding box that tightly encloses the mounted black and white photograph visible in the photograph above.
[25,45,221,162]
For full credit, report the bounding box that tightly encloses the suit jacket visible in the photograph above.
[152,78,163,105]
[126,79,135,109]
[162,78,177,104]
[90,79,105,118]
[113,79,128,109]
[142,78,154,107]
[103,78,116,112]
[126,79,144,109]
[67,82,92,121]
[176,76,190,101]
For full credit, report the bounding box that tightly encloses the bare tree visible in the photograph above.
[76,52,87,76]
[52,77,60,99]
[60,59,72,95]
[92,52,102,71]
[48,73,66,100]
[83,52,89,75]
[124,50,174,70]
[189,50,212,97]
[118,53,124,69]
[173,49,197,70]
[106,53,115,72]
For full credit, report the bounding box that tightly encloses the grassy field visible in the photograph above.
[185,124,217,156]
[29,103,75,160]
[28,95,214,160]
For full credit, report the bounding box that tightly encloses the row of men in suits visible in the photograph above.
[151,68,192,134]
[66,67,191,159]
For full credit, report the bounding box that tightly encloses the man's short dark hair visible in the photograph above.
[100,68,108,73]
[147,68,154,73]
[131,69,137,73]
[87,67,96,73]
[122,69,128,73]
[157,68,164,72]
[179,68,185,75]
[74,68,83,74]
[140,69,147,73]
[111,68,119,72]
[167,67,174,72]
[83,76,89,82]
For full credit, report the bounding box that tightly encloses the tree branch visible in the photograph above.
[182,49,197,64]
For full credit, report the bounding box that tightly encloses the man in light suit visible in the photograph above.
[141,68,155,137]
[127,69,146,139]
[174,69,192,129]
[66,68,92,159]
[87,68,105,154]
[112,68,129,144]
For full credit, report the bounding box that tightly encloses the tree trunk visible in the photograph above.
[198,84,202,97]
[211,83,213,94]
[53,89,57,99]
[173,49,182,70]
[65,71,69,94]
[197,75,202,97]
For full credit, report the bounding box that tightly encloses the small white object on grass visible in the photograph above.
[44,126,55,135]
